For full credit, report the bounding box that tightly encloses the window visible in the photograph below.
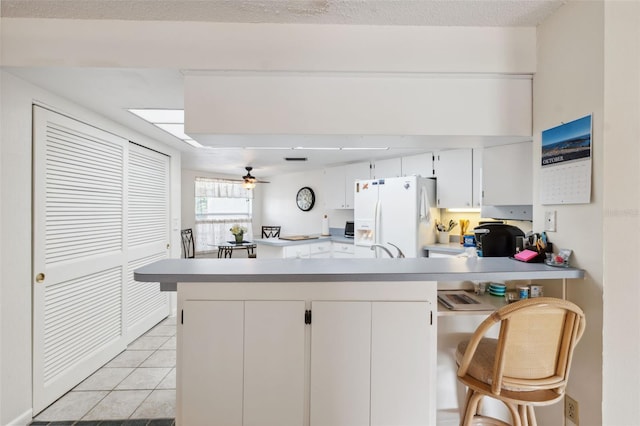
[194,177,253,253]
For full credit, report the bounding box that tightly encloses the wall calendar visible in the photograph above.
[540,114,592,205]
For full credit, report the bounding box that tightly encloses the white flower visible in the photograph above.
[230,224,247,235]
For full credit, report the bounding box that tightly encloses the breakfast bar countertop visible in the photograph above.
[134,257,585,291]
[253,235,354,246]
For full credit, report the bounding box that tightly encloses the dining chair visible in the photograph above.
[261,225,281,238]
[455,297,585,426]
[181,228,195,258]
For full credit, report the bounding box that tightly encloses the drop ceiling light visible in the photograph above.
[129,109,184,123]
[128,108,201,148]
[293,147,340,151]
[341,147,390,151]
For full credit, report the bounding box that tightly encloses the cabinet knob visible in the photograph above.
[35,273,45,283]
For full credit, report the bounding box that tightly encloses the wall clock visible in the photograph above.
[296,187,315,211]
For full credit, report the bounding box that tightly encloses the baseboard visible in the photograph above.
[7,408,33,426]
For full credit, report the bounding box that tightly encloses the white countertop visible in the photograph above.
[134,257,584,291]
[254,235,354,246]
[423,242,468,255]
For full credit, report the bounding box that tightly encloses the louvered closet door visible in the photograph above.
[32,106,171,414]
[125,142,170,341]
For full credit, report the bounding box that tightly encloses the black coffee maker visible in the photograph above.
[474,223,525,257]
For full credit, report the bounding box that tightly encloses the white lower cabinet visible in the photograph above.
[310,302,372,426]
[180,293,434,426]
[331,242,355,258]
[181,300,305,426]
[308,242,331,258]
[311,301,432,426]
[283,244,311,258]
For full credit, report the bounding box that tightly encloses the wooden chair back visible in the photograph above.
[261,226,281,238]
[181,228,195,258]
[457,297,585,396]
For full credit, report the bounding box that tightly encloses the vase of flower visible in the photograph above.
[230,224,247,244]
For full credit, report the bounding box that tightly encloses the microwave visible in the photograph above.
[344,221,354,238]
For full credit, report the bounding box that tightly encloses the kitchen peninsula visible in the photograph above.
[134,257,583,426]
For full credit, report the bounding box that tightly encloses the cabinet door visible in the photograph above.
[309,242,332,258]
[244,301,306,426]
[371,302,432,426]
[310,301,371,426]
[181,301,244,426]
[434,149,473,208]
[283,244,311,258]
[372,157,402,178]
[323,166,347,209]
[331,242,354,258]
[344,162,371,208]
[472,148,483,208]
[482,142,532,205]
[402,152,434,177]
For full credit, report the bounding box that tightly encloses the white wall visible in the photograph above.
[602,1,640,423]
[534,1,604,424]
[260,169,356,237]
[0,70,182,424]
[261,169,328,236]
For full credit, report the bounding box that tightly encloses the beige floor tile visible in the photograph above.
[162,316,177,326]
[144,325,176,337]
[156,368,176,390]
[127,336,171,351]
[82,390,150,420]
[130,389,176,419]
[116,367,172,390]
[34,391,108,421]
[104,350,154,368]
[159,336,176,350]
[75,367,134,391]
[140,350,176,368]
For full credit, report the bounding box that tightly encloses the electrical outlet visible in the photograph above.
[545,210,557,232]
[565,395,579,425]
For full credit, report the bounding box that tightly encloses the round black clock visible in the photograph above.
[296,187,315,211]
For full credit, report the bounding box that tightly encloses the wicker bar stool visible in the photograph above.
[456,297,585,426]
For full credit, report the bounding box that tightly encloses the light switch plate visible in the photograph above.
[544,210,556,232]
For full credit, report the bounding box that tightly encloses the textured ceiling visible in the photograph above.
[1,0,565,27]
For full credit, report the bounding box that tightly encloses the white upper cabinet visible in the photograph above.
[324,166,348,210]
[324,162,371,209]
[372,158,402,179]
[401,152,435,177]
[344,162,371,209]
[434,149,473,208]
[482,142,533,206]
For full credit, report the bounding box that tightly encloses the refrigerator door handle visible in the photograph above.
[374,199,382,258]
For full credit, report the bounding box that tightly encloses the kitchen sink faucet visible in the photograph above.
[387,242,406,258]
[370,244,395,258]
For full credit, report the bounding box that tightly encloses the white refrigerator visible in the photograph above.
[354,176,438,258]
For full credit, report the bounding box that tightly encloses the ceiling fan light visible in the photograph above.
[242,181,256,189]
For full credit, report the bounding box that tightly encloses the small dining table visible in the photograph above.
[216,241,257,258]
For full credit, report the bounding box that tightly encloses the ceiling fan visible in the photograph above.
[240,166,270,189]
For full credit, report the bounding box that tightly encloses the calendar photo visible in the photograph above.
[540,114,592,205]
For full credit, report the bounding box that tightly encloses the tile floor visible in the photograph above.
[33,316,177,424]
